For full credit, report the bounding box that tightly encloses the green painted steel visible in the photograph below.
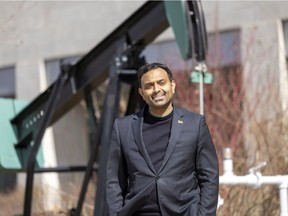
[0,98,44,171]
[164,0,191,60]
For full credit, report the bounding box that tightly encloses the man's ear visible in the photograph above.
[171,80,176,94]
[138,88,143,98]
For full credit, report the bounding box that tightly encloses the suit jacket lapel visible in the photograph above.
[158,107,184,173]
[131,110,156,174]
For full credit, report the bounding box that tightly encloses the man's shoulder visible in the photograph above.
[175,106,203,119]
[115,110,141,123]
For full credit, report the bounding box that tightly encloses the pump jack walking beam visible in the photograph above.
[11,1,168,139]
[8,1,208,215]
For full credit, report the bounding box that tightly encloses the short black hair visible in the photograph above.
[137,62,173,87]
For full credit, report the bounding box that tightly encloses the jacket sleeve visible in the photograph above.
[196,116,219,216]
[106,119,128,216]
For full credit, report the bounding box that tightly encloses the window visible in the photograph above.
[207,29,241,69]
[0,66,15,98]
[142,40,193,72]
[206,30,242,150]
[282,20,288,72]
[0,66,16,192]
[283,20,288,55]
[45,56,81,85]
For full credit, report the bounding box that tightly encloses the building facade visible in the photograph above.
[0,1,288,215]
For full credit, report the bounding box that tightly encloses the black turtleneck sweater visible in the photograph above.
[134,108,173,215]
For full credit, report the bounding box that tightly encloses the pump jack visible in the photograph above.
[0,1,208,215]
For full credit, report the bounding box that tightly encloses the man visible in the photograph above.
[106,62,219,216]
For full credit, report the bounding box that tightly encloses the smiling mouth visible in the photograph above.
[152,94,165,101]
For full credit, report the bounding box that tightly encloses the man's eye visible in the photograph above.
[159,81,165,85]
[145,84,152,89]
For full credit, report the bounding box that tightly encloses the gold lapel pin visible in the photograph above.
[178,120,183,124]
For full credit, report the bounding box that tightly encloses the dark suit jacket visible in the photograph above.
[106,106,219,216]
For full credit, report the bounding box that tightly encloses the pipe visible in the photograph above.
[220,148,288,216]
[222,147,234,176]
[280,183,288,216]
[198,62,205,115]
[220,174,288,186]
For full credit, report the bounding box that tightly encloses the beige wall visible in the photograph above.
[0,1,145,99]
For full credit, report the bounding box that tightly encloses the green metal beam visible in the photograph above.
[0,98,43,171]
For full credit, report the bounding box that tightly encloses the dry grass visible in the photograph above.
[0,177,96,216]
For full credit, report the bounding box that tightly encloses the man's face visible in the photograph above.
[138,68,176,112]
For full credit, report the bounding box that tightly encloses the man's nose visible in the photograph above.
[153,84,160,92]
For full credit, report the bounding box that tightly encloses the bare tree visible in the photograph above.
[172,29,288,215]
